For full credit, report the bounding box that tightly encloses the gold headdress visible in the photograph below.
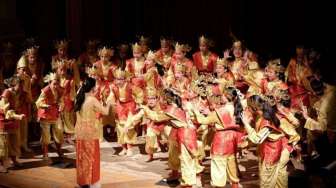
[191,79,208,97]
[132,42,142,53]
[43,72,59,83]
[160,37,172,46]
[113,68,126,79]
[199,35,214,47]
[138,36,151,45]
[175,42,191,53]
[17,56,28,69]
[272,83,290,101]
[266,59,285,73]
[146,87,157,97]
[98,46,113,57]
[24,46,39,56]
[216,57,227,66]
[55,40,69,49]
[146,50,156,60]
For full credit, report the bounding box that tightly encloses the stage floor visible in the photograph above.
[0,138,260,188]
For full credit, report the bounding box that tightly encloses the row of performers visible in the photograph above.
[1,36,335,187]
[1,65,334,187]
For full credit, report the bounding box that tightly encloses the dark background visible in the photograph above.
[1,0,335,80]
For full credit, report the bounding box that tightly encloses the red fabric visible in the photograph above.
[126,58,147,75]
[177,127,197,153]
[0,109,19,130]
[170,58,193,76]
[259,139,284,165]
[76,139,100,186]
[115,101,136,120]
[258,118,285,164]
[131,77,145,87]
[93,60,115,82]
[0,89,21,130]
[192,51,218,73]
[211,130,244,155]
[289,85,309,110]
[111,83,134,103]
[37,86,61,121]
[63,79,74,112]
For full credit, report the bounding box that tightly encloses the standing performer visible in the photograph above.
[57,64,76,143]
[78,40,100,79]
[192,36,218,75]
[214,58,235,90]
[116,43,130,70]
[141,88,170,162]
[155,37,174,72]
[109,69,137,156]
[25,46,44,102]
[286,45,312,110]
[91,46,116,141]
[125,43,147,105]
[192,87,244,188]
[0,76,26,172]
[16,57,33,152]
[168,43,194,84]
[139,36,151,58]
[51,40,80,87]
[36,73,64,158]
[228,40,249,93]
[124,71,167,161]
[164,89,199,188]
[242,95,298,188]
[301,79,336,156]
[74,77,112,188]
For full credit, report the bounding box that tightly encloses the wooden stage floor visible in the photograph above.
[0,139,260,188]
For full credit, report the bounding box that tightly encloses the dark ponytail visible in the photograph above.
[262,102,280,127]
[247,95,280,127]
[227,87,243,126]
[74,76,96,112]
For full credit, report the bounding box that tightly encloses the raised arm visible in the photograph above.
[242,112,270,144]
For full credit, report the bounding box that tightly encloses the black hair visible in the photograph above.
[163,88,182,108]
[310,78,324,96]
[74,76,96,112]
[248,95,280,127]
[262,102,280,127]
[280,98,291,108]
[226,87,243,126]
[247,95,264,111]
[277,72,285,82]
[155,63,165,76]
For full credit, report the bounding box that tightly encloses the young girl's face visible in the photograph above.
[133,51,142,59]
[174,50,185,60]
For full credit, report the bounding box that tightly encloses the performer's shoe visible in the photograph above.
[126,149,133,156]
[41,144,50,160]
[146,155,154,162]
[118,149,127,156]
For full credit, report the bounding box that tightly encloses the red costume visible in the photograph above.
[192,51,218,74]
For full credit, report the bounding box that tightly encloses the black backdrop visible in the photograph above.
[15,0,334,52]
[9,0,336,80]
